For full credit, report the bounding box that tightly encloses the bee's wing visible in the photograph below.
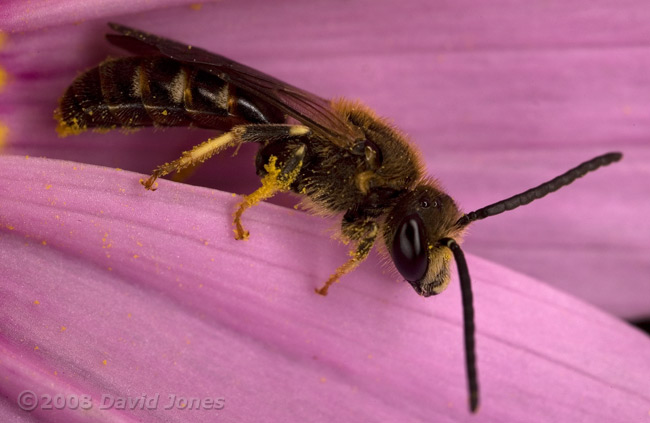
[106,23,364,150]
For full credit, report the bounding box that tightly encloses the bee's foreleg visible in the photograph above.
[233,143,307,240]
[141,124,310,190]
[315,219,378,296]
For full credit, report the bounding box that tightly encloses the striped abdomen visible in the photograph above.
[56,57,284,135]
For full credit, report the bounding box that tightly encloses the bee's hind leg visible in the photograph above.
[233,142,307,240]
[141,124,310,190]
[142,130,239,190]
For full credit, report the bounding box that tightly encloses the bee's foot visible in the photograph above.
[234,227,250,241]
[315,275,339,296]
[314,286,329,296]
[141,175,158,191]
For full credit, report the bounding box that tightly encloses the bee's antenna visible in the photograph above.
[440,237,479,413]
[456,152,623,228]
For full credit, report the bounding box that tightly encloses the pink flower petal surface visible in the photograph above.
[1,156,649,422]
[0,1,648,321]
[0,0,198,33]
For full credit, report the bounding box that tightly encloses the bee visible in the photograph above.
[55,23,623,413]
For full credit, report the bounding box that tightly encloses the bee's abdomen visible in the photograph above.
[57,57,283,135]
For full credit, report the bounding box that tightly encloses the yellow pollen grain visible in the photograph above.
[55,112,85,137]
[162,110,168,116]
[189,3,202,10]
[127,313,132,319]
[41,240,47,246]
[102,359,107,366]
[132,254,139,259]
[33,300,40,305]
[54,371,58,376]
[34,346,39,350]
[60,326,67,332]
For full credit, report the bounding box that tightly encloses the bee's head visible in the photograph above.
[384,184,466,297]
[381,153,621,413]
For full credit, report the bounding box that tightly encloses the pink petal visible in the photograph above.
[0,1,648,320]
[0,0,198,33]
[1,156,650,422]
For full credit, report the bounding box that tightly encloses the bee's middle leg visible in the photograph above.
[233,142,307,240]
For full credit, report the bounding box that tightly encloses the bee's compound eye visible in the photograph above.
[392,214,428,282]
